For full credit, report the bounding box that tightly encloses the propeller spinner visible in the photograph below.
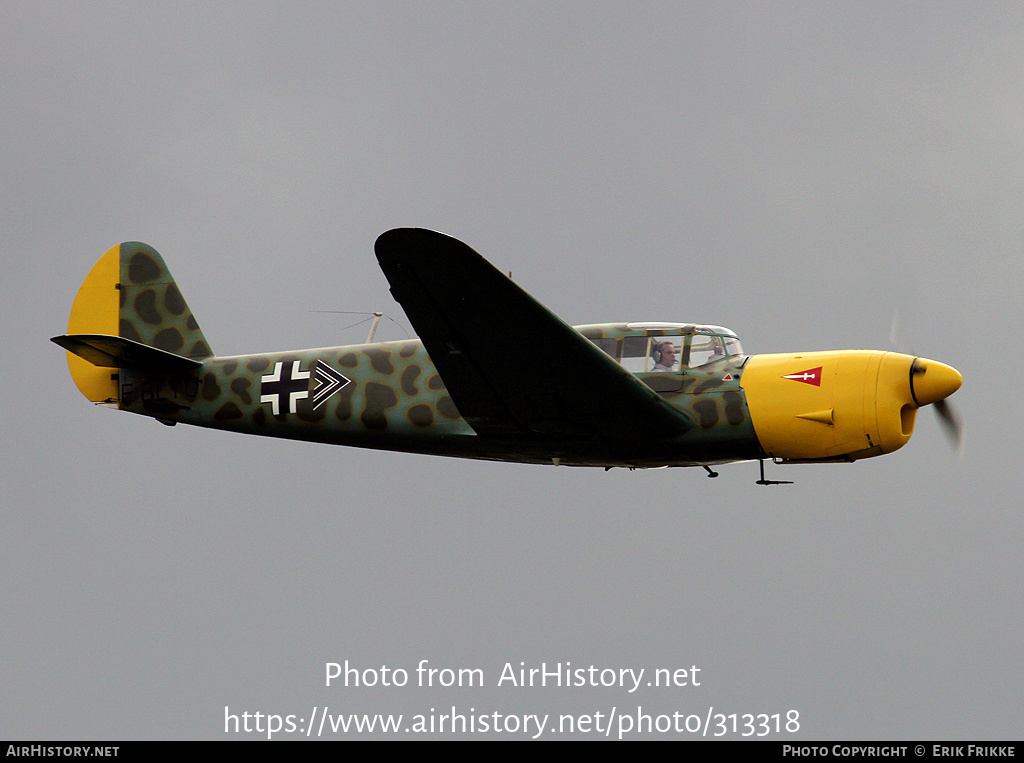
[910,357,963,449]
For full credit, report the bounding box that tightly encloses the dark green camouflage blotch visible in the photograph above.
[120,318,143,343]
[692,398,719,428]
[214,402,243,421]
[333,384,353,421]
[361,381,398,430]
[134,289,162,325]
[723,390,745,426]
[693,377,724,394]
[230,377,252,405]
[408,403,433,427]
[189,340,211,358]
[364,348,395,375]
[154,327,185,353]
[401,365,421,396]
[201,372,221,401]
[128,251,162,283]
[164,284,186,316]
[437,395,460,420]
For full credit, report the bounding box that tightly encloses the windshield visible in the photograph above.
[586,325,743,373]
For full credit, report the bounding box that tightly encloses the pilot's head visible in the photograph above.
[655,341,676,365]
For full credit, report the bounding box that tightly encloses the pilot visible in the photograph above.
[652,341,678,372]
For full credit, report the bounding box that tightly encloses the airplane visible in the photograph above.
[51,228,962,485]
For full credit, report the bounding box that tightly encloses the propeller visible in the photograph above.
[890,311,963,452]
[909,356,964,453]
[933,398,963,451]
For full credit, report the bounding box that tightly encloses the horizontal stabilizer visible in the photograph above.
[51,334,202,372]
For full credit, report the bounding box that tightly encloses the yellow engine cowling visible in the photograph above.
[740,350,961,462]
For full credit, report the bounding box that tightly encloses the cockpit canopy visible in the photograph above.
[579,322,744,374]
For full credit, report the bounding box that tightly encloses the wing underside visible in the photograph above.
[374,228,691,442]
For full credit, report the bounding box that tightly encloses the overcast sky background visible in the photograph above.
[3,1,1022,739]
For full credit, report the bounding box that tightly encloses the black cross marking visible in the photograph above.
[260,361,310,415]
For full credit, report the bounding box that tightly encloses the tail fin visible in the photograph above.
[53,242,212,403]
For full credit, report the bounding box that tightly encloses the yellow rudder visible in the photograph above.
[59,242,213,404]
[65,244,121,403]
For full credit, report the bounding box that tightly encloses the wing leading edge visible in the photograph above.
[374,228,692,441]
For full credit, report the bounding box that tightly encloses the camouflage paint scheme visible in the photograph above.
[116,243,212,361]
[121,328,760,469]
[55,233,962,474]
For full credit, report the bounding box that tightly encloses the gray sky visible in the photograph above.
[3,1,1021,739]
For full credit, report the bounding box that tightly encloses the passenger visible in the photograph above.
[651,341,678,372]
[691,338,725,367]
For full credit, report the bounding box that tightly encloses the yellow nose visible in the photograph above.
[910,358,963,407]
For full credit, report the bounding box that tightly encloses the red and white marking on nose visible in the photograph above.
[782,367,822,386]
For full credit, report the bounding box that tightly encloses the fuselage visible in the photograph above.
[58,239,962,474]
[116,321,959,469]
[118,323,764,468]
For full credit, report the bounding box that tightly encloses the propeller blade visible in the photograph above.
[933,398,963,452]
[888,318,963,454]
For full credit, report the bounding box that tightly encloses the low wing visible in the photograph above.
[375,228,691,441]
